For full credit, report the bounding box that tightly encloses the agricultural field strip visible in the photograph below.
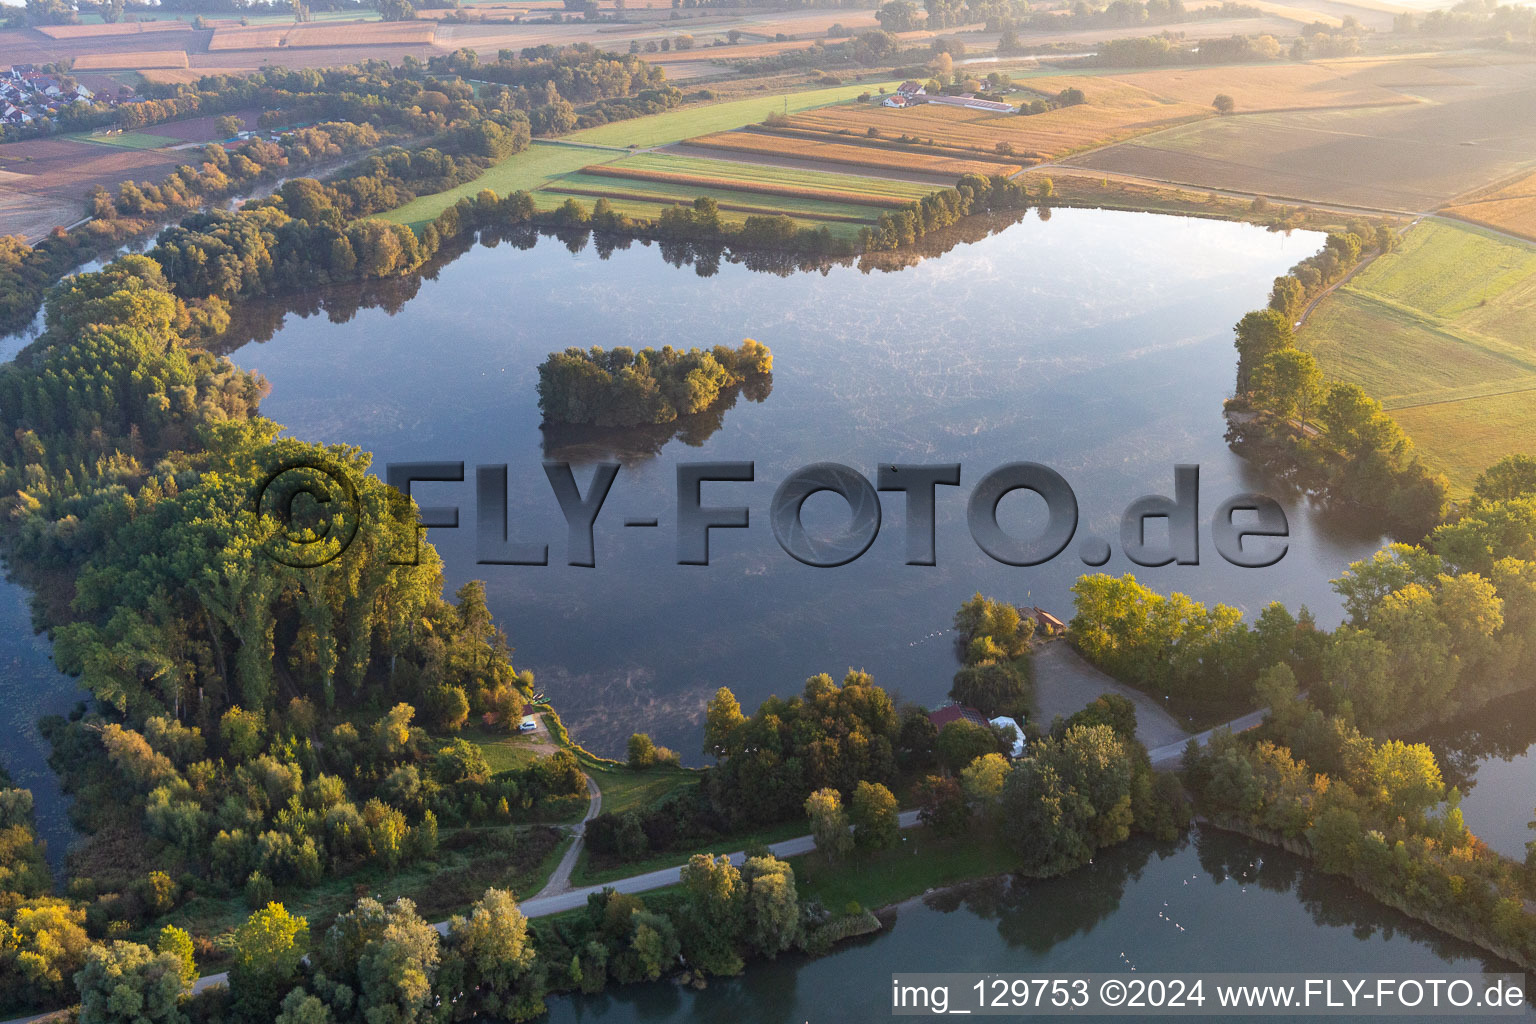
[575,163,928,206]
[606,152,937,199]
[687,131,1021,178]
[541,183,880,223]
[1325,286,1536,404]
[522,188,865,238]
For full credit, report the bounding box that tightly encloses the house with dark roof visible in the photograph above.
[928,703,989,730]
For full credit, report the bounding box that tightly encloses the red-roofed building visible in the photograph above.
[928,703,989,730]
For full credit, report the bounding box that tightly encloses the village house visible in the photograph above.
[927,703,989,731]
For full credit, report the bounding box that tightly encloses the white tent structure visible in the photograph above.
[990,716,1026,758]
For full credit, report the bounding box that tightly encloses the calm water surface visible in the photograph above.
[228,209,1382,759]
[542,828,1534,1022]
[0,207,1530,1010]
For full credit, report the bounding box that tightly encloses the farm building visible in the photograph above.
[896,80,927,98]
[882,94,913,108]
[1032,607,1066,636]
[928,703,989,730]
[926,93,1017,113]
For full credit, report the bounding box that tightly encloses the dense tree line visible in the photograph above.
[0,123,380,336]
[1186,685,1536,968]
[1073,453,1536,738]
[1226,224,1448,540]
[861,172,1032,251]
[0,234,590,1015]
[536,338,772,427]
[1071,574,1325,706]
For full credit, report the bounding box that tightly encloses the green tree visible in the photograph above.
[999,725,1133,876]
[960,753,1010,805]
[950,660,1031,718]
[228,903,308,1023]
[627,732,658,770]
[437,889,543,1022]
[74,941,189,1024]
[155,925,197,987]
[804,787,852,861]
[1233,308,1295,393]
[1252,349,1325,433]
[935,720,999,773]
[678,853,744,976]
[1370,740,1444,824]
[311,897,440,1024]
[1213,93,1236,113]
[739,855,800,957]
[850,780,898,852]
[1473,455,1536,505]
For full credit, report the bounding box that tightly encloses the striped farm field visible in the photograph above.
[526,190,867,240]
[580,154,934,207]
[544,180,882,224]
[208,20,434,50]
[689,129,1019,178]
[36,21,191,37]
[72,50,190,71]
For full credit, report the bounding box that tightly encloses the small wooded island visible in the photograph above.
[537,340,773,427]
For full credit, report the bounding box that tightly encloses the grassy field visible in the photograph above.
[790,827,1018,913]
[379,141,629,229]
[592,151,936,203]
[580,759,699,818]
[1300,218,1536,492]
[75,131,174,150]
[563,80,900,149]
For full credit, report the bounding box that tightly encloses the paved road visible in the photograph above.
[532,773,602,899]
[1148,708,1268,766]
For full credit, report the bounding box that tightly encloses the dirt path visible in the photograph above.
[1030,640,1192,751]
[532,773,602,899]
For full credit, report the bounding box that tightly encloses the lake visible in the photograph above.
[226,207,1383,760]
[1,204,1530,1011]
[1426,691,1536,863]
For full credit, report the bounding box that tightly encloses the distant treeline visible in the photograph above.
[1,46,675,143]
[0,45,680,334]
[0,121,383,336]
[537,339,773,427]
[1089,28,1359,67]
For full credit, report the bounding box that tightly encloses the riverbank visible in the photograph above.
[1202,815,1536,972]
